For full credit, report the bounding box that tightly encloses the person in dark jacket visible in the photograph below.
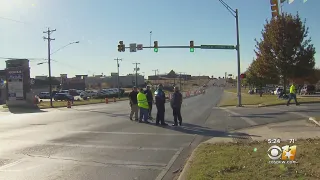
[128,86,139,121]
[170,86,183,126]
[154,84,168,126]
[144,85,154,120]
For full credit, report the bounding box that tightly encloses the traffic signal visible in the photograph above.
[240,73,246,79]
[154,41,158,52]
[118,41,125,52]
[190,40,194,52]
[270,0,279,18]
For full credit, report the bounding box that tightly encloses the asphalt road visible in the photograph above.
[0,79,229,180]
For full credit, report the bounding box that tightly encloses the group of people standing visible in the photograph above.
[128,84,183,126]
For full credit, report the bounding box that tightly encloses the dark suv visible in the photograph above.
[53,93,74,101]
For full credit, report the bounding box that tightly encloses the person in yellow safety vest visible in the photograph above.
[137,88,150,123]
[287,83,299,106]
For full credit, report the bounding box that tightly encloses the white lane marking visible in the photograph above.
[26,154,166,170]
[0,129,194,137]
[155,147,184,180]
[309,117,320,127]
[2,139,179,151]
[0,159,24,171]
[266,107,310,118]
[59,130,194,136]
[219,107,258,126]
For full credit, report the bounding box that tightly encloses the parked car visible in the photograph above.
[85,90,98,97]
[38,92,50,99]
[53,93,74,101]
[300,85,316,95]
[274,87,283,95]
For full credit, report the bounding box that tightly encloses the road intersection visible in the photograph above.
[0,80,319,180]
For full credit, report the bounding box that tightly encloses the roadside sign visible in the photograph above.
[129,43,137,52]
[200,45,236,50]
[137,44,143,50]
[30,79,35,85]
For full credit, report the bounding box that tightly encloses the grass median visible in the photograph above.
[219,88,320,107]
[186,139,320,180]
[37,97,129,109]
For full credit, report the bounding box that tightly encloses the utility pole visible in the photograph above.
[152,69,158,85]
[43,27,56,108]
[133,62,141,87]
[178,72,186,91]
[114,58,122,99]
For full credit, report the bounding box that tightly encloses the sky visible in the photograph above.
[0,0,319,78]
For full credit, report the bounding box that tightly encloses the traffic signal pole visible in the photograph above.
[218,0,242,107]
[235,9,242,107]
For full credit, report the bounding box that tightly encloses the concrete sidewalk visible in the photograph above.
[178,119,320,180]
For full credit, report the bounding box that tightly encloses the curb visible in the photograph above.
[177,146,199,180]
[177,137,235,180]
[308,117,320,127]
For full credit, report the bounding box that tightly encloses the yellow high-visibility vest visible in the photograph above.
[137,92,149,109]
[290,85,296,94]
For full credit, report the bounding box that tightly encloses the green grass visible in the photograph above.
[225,88,247,94]
[37,97,129,109]
[186,139,320,180]
[220,88,320,107]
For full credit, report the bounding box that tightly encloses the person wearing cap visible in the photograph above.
[170,86,183,126]
[128,86,139,121]
[154,84,168,126]
[144,85,154,120]
[137,88,150,123]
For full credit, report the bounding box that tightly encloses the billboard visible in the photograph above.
[7,70,24,101]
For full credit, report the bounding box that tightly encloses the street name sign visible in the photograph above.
[137,44,143,50]
[200,45,235,50]
[129,43,137,52]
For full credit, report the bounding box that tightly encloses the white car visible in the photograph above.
[274,88,283,95]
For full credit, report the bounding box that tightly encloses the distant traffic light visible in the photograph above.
[190,40,194,52]
[154,41,158,52]
[270,0,279,18]
[118,41,125,52]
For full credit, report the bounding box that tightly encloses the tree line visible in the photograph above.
[242,13,318,91]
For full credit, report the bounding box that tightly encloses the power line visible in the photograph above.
[0,16,29,24]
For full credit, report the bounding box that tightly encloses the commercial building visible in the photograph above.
[148,70,192,81]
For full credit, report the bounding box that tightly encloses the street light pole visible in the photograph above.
[218,0,242,107]
[50,41,79,56]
